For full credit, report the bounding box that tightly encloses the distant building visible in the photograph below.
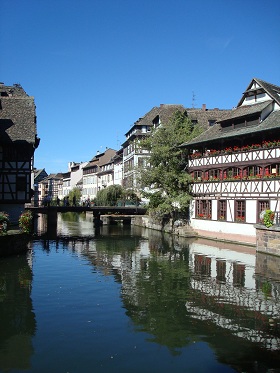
[0,83,40,222]
[32,168,48,206]
[68,161,88,190]
[38,173,63,205]
[112,148,123,186]
[82,148,117,201]
[60,161,88,202]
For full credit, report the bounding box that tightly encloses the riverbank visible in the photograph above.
[133,215,257,247]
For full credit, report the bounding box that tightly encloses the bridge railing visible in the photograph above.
[27,199,146,208]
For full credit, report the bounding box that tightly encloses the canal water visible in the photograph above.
[0,212,280,373]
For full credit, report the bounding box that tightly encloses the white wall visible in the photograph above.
[190,218,256,237]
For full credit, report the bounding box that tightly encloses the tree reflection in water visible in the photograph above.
[0,252,35,371]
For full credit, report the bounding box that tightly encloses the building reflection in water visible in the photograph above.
[186,238,280,351]
[216,259,226,283]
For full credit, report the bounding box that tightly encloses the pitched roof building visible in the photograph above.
[181,78,280,244]
[0,83,39,222]
[122,103,229,190]
[82,148,117,201]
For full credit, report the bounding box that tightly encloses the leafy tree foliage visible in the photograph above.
[95,185,140,206]
[95,184,124,206]
[68,187,82,205]
[96,185,123,206]
[137,110,203,219]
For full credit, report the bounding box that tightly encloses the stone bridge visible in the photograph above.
[26,205,147,231]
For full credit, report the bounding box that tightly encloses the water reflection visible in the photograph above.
[39,213,280,351]
[187,243,280,351]
[0,252,35,371]
[1,213,280,372]
[34,211,97,238]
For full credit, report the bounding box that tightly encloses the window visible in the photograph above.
[233,263,245,287]
[17,175,26,191]
[235,200,246,222]
[196,199,212,219]
[216,260,226,283]
[194,254,211,277]
[124,159,134,173]
[258,200,269,223]
[246,165,262,178]
[264,163,280,177]
[194,170,202,181]
[153,115,160,128]
[138,157,148,168]
[225,167,242,179]
[218,200,227,220]
[209,169,220,180]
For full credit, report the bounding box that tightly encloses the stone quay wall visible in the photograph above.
[0,232,30,257]
[255,224,280,256]
[132,216,197,238]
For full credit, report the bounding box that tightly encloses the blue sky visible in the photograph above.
[1,0,280,174]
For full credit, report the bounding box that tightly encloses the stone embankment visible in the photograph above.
[132,216,197,238]
[0,231,31,257]
[134,216,280,257]
[255,224,280,256]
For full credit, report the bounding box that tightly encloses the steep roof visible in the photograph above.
[0,83,39,146]
[122,104,230,149]
[34,168,48,182]
[180,78,280,148]
[98,148,116,166]
[40,173,63,184]
[180,110,280,148]
[238,78,280,107]
[34,168,46,178]
[125,104,185,137]
[219,100,272,122]
[84,148,116,169]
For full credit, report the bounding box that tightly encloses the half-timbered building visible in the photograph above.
[0,83,39,222]
[181,78,280,244]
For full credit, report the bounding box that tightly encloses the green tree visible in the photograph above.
[95,184,124,206]
[68,187,82,205]
[137,110,203,220]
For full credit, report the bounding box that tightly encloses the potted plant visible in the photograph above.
[262,209,275,228]
[0,212,9,234]
[19,210,33,234]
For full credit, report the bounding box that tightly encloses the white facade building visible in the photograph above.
[82,148,117,202]
[181,78,280,244]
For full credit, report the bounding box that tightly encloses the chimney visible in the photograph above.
[202,104,206,111]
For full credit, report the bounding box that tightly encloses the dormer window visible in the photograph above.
[153,115,160,128]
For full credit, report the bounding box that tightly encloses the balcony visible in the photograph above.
[189,142,280,168]
[191,176,280,197]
